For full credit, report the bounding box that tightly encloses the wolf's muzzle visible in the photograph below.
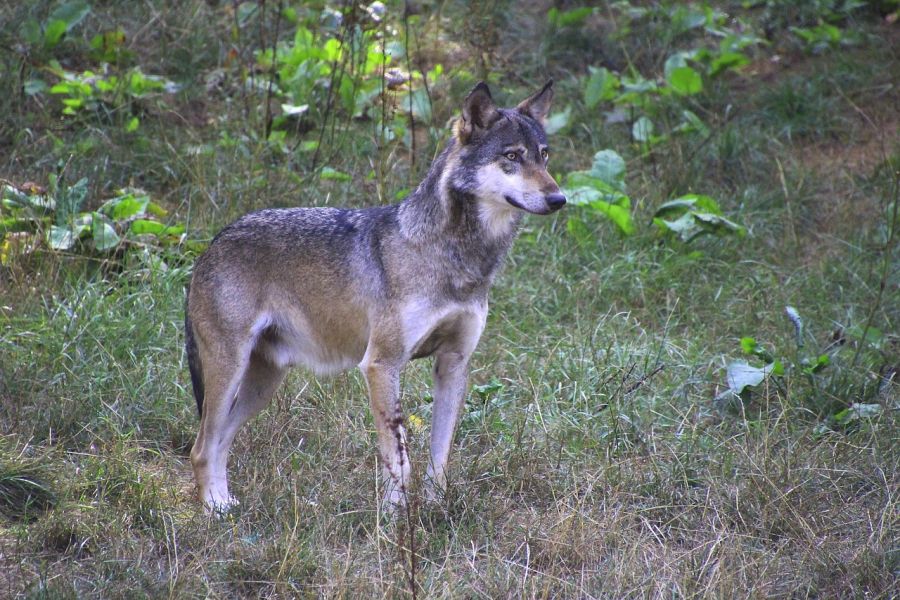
[545,192,567,212]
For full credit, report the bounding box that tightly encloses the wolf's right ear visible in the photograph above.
[456,82,501,144]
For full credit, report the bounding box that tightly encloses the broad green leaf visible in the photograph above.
[589,150,626,190]
[805,354,830,374]
[740,337,757,354]
[590,201,634,235]
[655,213,701,242]
[49,1,91,30]
[663,51,701,79]
[725,360,775,394]
[399,88,432,121]
[24,79,47,96]
[632,116,654,142]
[49,226,75,250]
[668,66,703,96]
[709,51,749,76]
[281,103,309,116]
[621,74,655,94]
[55,178,89,226]
[102,194,149,220]
[320,167,351,182]
[129,219,183,237]
[125,116,140,132]
[146,201,168,218]
[548,6,593,27]
[22,19,42,45]
[692,212,746,237]
[472,380,504,398]
[91,213,120,250]
[584,67,619,109]
[834,403,883,426]
[544,107,571,135]
[564,172,610,191]
[129,219,166,236]
[44,20,68,48]
[565,185,608,206]
[565,187,630,213]
[654,194,722,217]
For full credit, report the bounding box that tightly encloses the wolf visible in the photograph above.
[185,80,566,512]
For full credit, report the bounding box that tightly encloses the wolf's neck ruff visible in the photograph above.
[398,138,520,286]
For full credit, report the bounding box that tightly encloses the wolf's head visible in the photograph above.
[451,81,566,221]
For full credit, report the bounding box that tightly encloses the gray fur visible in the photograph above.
[185,81,565,512]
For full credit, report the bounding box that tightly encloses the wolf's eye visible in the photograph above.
[505,152,518,161]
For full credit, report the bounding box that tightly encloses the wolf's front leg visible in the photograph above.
[360,355,409,511]
[425,350,470,500]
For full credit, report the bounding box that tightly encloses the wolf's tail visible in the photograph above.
[185,290,204,417]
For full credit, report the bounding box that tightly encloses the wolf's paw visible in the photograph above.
[423,478,446,504]
[201,487,240,517]
[380,485,409,517]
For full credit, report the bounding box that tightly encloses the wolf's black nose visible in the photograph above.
[546,193,567,211]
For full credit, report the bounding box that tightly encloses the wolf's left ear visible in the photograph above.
[516,80,554,124]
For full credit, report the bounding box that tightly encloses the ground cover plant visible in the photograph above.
[1,0,898,597]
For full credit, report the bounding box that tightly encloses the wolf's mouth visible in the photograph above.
[503,195,525,210]
[504,195,554,215]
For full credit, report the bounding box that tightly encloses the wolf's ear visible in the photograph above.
[457,82,501,143]
[516,80,554,124]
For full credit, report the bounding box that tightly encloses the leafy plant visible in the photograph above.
[20,0,91,53]
[715,305,888,431]
[46,64,175,120]
[652,194,745,242]
[547,6,595,28]
[562,149,635,239]
[791,22,855,52]
[1,181,189,263]
[580,4,764,147]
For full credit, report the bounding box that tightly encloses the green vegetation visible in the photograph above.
[1,0,897,597]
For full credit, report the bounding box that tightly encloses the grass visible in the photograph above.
[1,1,898,598]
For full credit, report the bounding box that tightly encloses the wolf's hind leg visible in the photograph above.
[191,348,285,511]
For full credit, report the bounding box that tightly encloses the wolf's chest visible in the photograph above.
[401,298,488,360]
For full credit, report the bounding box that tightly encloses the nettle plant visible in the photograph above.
[561,149,744,242]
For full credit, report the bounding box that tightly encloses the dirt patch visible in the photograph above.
[795,115,898,176]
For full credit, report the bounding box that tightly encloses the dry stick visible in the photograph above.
[404,489,418,600]
[376,12,389,205]
[329,9,365,154]
[404,4,416,181]
[261,0,284,141]
[309,1,352,170]
[411,16,434,157]
[230,0,250,123]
